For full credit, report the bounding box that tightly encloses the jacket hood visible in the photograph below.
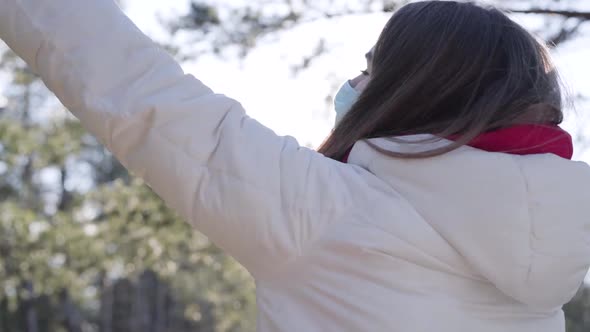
[348,135,590,311]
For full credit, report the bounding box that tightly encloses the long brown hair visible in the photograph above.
[318,1,563,160]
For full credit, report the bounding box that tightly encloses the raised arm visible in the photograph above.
[0,0,362,277]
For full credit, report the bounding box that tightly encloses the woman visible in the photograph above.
[1,0,589,331]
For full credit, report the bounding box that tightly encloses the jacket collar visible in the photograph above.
[342,125,573,162]
[461,125,573,160]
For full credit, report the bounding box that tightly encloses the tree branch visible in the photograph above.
[507,8,590,46]
[508,9,590,20]
[547,21,584,46]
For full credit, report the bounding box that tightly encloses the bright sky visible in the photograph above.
[126,0,387,147]
[125,1,590,156]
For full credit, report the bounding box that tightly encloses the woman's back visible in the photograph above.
[254,137,590,331]
[1,0,589,331]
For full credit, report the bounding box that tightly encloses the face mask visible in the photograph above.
[334,80,361,125]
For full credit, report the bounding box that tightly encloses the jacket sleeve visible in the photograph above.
[0,0,359,277]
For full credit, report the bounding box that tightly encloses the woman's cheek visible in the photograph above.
[355,77,370,92]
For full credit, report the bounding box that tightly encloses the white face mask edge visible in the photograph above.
[333,80,361,125]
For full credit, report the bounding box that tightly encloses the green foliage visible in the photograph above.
[0,44,255,331]
[565,287,590,332]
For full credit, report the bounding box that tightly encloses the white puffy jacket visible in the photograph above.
[2,1,590,331]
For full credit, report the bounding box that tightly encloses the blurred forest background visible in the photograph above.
[1,0,590,331]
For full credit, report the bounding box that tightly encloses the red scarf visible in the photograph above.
[342,125,573,163]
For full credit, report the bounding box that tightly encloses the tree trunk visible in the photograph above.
[22,282,39,332]
[59,289,83,332]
